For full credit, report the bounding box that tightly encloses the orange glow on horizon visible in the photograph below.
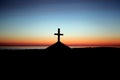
[0,37,120,46]
[62,36,120,46]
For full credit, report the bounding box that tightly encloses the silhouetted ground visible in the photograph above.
[46,41,71,56]
[0,47,120,57]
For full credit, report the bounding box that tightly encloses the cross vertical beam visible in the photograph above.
[58,28,60,42]
[54,28,63,42]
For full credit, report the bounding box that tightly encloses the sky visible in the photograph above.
[0,0,120,46]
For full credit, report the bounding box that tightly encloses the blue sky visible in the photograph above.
[0,0,120,45]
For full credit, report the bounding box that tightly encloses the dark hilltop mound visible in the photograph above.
[45,41,72,56]
[46,42,71,50]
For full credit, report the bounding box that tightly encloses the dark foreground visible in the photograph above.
[0,47,120,57]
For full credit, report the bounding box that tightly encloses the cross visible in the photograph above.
[54,28,63,42]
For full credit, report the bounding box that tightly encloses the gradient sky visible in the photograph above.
[0,0,120,46]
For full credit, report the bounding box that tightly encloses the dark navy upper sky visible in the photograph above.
[0,0,120,9]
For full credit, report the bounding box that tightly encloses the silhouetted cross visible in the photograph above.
[54,28,63,42]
